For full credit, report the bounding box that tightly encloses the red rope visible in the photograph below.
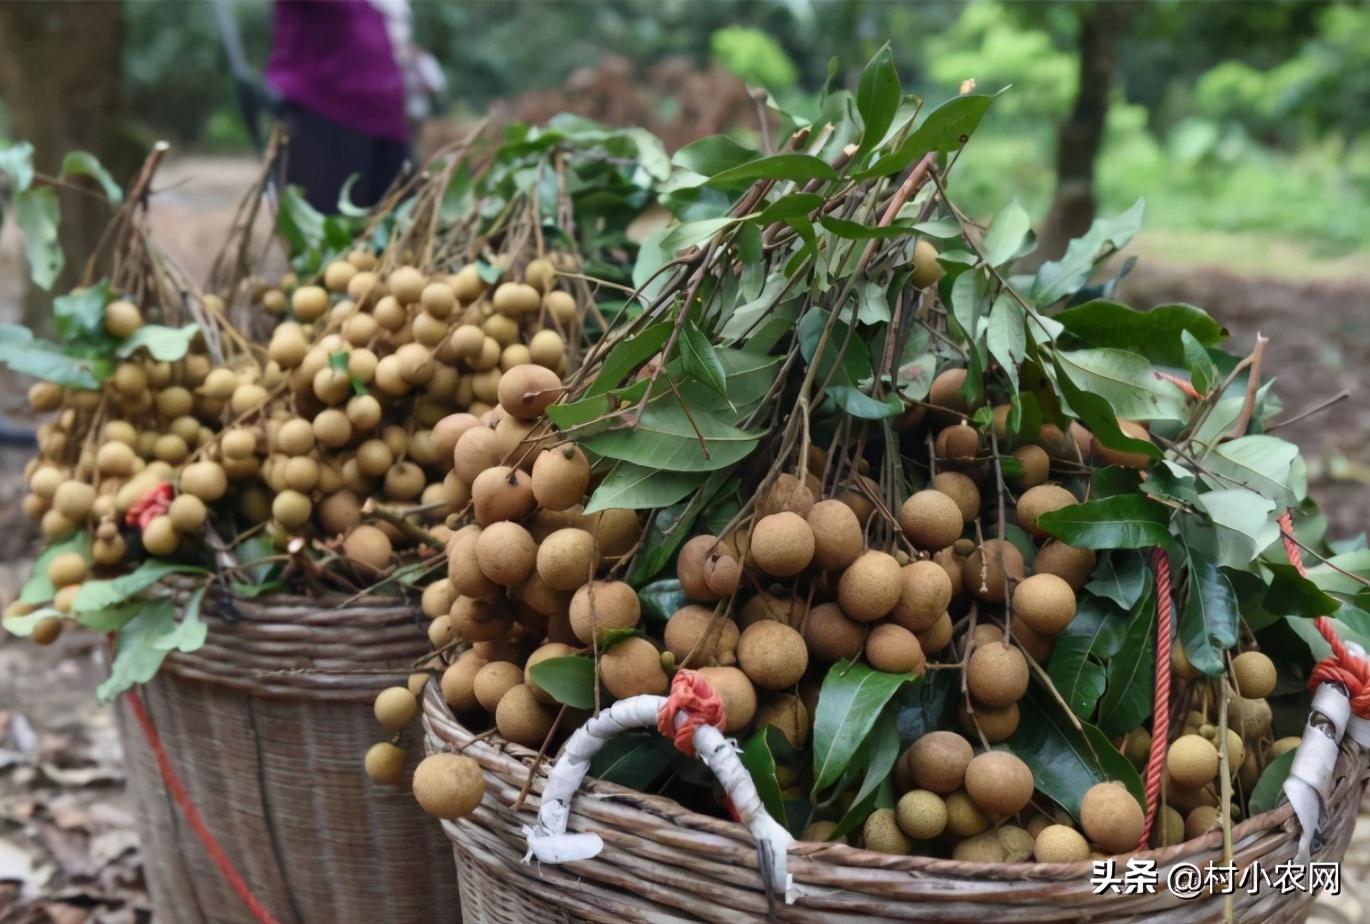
[657,669,725,757]
[1280,511,1370,717]
[124,688,283,924]
[1138,547,1173,850]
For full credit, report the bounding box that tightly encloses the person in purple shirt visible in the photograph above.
[265,0,419,212]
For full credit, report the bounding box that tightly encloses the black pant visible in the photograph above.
[277,101,411,214]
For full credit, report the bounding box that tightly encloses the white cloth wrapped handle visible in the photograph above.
[522,693,796,903]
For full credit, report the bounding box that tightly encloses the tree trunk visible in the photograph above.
[0,1,137,335]
[1029,2,1135,267]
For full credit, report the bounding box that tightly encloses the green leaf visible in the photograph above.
[1249,749,1296,816]
[0,326,109,388]
[589,733,670,790]
[1181,330,1215,396]
[154,585,208,653]
[1177,554,1239,678]
[0,140,36,190]
[828,385,902,420]
[115,323,199,362]
[986,295,1026,390]
[679,321,727,399]
[586,322,672,397]
[1049,353,1162,463]
[672,135,756,177]
[1030,200,1145,306]
[1097,581,1156,736]
[862,94,994,177]
[2,606,60,638]
[60,151,122,203]
[19,532,89,604]
[740,726,788,824]
[855,46,901,158]
[832,708,901,837]
[527,656,597,710]
[636,579,687,625]
[1193,489,1278,569]
[1038,495,1173,550]
[1055,348,1189,422]
[1054,301,1225,366]
[74,600,145,632]
[73,559,204,613]
[53,282,113,344]
[705,154,837,188]
[97,600,178,702]
[757,192,824,225]
[1086,552,1148,610]
[14,186,62,289]
[584,463,706,514]
[1205,435,1304,510]
[584,399,760,473]
[1046,595,1129,719]
[818,216,912,240]
[811,661,911,795]
[982,200,1032,268]
[659,216,740,254]
[1008,685,1144,818]
[856,280,891,326]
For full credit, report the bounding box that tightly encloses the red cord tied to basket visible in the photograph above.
[657,668,726,757]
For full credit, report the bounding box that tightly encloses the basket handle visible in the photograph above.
[522,683,795,903]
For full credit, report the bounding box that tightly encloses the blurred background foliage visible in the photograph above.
[1,0,1369,252]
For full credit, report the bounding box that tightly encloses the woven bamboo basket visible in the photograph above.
[422,681,1367,924]
[116,588,461,924]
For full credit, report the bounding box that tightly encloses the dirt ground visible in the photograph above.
[0,154,1367,922]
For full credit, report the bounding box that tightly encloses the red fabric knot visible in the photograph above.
[1280,511,1370,719]
[126,481,173,531]
[657,669,726,757]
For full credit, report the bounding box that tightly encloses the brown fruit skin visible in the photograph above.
[963,539,1025,603]
[344,525,393,572]
[1016,484,1077,538]
[806,499,863,571]
[599,637,669,699]
[497,364,561,419]
[1033,541,1096,589]
[757,473,815,517]
[412,753,484,820]
[536,528,599,591]
[441,654,487,713]
[664,605,739,667]
[697,666,757,734]
[928,367,974,418]
[374,686,418,731]
[569,580,641,645]
[1012,573,1078,636]
[531,446,590,511]
[916,611,954,655]
[496,683,558,748]
[1232,651,1277,699]
[967,641,1029,708]
[471,465,536,526]
[903,731,973,795]
[896,790,948,839]
[964,751,1034,816]
[755,694,809,748]
[837,551,903,622]
[953,832,1006,863]
[473,661,524,713]
[863,807,911,855]
[932,471,981,524]
[737,621,808,691]
[899,489,964,551]
[704,553,741,597]
[677,534,720,601]
[1079,782,1144,855]
[750,512,815,578]
[1168,734,1220,788]
[802,602,866,662]
[1011,444,1051,489]
[889,560,953,633]
[1034,825,1090,863]
[454,425,501,483]
[448,527,500,598]
[865,623,925,675]
[957,702,1020,744]
[1093,419,1154,469]
[474,521,537,586]
[935,423,980,462]
[364,742,407,786]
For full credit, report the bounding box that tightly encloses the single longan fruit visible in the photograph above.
[750,512,815,578]
[272,490,312,531]
[53,481,96,522]
[441,654,487,712]
[802,821,839,843]
[600,637,669,700]
[180,461,228,502]
[705,552,741,597]
[963,539,1025,603]
[953,832,1006,863]
[896,790,947,839]
[1149,806,1186,849]
[806,499,863,571]
[1012,573,1077,636]
[964,751,1035,816]
[1034,824,1090,863]
[1271,736,1301,759]
[412,753,484,820]
[911,239,943,289]
[1033,541,1096,589]
[958,701,1020,744]
[374,686,418,731]
[899,489,963,551]
[697,666,757,733]
[531,445,590,511]
[168,494,207,533]
[104,299,143,337]
[758,473,815,517]
[1080,782,1144,854]
[737,620,808,691]
[904,731,973,795]
[802,603,865,662]
[318,491,362,536]
[364,742,407,786]
[1094,419,1154,469]
[1016,484,1077,538]
[1011,444,1051,489]
[928,367,974,417]
[1168,734,1220,788]
[1227,695,1272,738]
[344,525,393,572]
[474,521,537,586]
[454,425,501,483]
[291,285,329,321]
[569,580,641,645]
[935,423,980,462]
[755,693,809,748]
[890,560,953,633]
[665,605,739,667]
[944,790,990,837]
[932,471,980,524]
[837,551,903,622]
[470,465,536,526]
[967,641,1029,708]
[544,289,576,325]
[1232,651,1277,700]
[496,683,557,748]
[142,515,180,556]
[473,661,524,713]
[497,364,561,420]
[47,552,88,588]
[585,507,639,559]
[388,266,427,304]
[536,528,599,591]
[493,281,541,317]
[677,534,721,601]
[865,623,925,675]
[863,808,911,855]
